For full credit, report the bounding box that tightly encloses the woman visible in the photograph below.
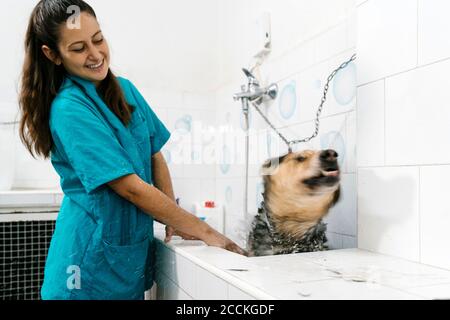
[19,0,246,300]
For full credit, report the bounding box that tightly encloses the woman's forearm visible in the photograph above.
[151,151,175,202]
[110,173,211,240]
[107,173,247,255]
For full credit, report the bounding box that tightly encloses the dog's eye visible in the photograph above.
[296,156,307,162]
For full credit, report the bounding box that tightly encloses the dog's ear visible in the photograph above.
[260,154,288,176]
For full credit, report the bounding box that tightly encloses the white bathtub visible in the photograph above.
[154,223,450,300]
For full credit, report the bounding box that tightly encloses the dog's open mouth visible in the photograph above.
[302,167,340,188]
[320,168,340,177]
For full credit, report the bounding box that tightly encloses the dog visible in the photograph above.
[247,149,341,256]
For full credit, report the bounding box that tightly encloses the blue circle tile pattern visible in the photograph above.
[191,150,200,162]
[225,186,232,204]
[320,131,345,168]
[175,115,192,134]
[333,62,356,106]
[220,145,231,175]
[278,81,297,120]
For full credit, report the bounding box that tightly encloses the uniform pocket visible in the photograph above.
[129,110,150,144]
[91,236,150,299]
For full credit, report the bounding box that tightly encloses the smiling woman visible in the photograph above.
[19,0,133,159]
[17,0,246,300]
[42,14,110,85]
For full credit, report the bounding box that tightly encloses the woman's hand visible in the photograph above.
[164,225,199,242]
[202,228,248,256]
[165,225,247,256]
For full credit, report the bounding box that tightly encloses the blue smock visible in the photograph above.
[40,74,170,300]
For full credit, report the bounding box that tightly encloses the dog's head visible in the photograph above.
[260,149,341,224]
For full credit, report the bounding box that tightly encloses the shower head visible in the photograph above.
[234,67,278,106]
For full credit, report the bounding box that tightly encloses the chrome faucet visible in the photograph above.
[232,68,278,226]
[233,69,278,106]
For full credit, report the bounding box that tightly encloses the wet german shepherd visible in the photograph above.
[247,149,341,256]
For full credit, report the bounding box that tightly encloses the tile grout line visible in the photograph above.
[358,163,450,169]
[383,79,386,166]
[417,0,420,68]
[357,56,450,89]
[418,166,421,263]
[355,74,359,249]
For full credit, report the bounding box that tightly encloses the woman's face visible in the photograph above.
[56,12,110,86]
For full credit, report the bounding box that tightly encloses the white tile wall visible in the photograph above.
[420,165,450,270]
[247,176,263,216]
[357,80,385,167]
[139,87,183,110]
[342,235,357,248]
[172,178,216,213]
[356,0,368,6]
[358,167,420,261]
[345,111,357,173]
[357,0,450,270]
[326,232,357,250]
[326,232,343,250]
[418,0,450,66]
[324,173,357,237]
[385,59,450,166]
[314,23,349,64]
[357,0,417,85]
[296,51,356,124]
[216,178,245,218]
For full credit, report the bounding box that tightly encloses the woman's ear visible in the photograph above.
[41,45,62,65]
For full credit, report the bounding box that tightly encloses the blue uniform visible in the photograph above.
[41,74,170,300]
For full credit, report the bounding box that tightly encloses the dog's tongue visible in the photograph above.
[322,170,339,177]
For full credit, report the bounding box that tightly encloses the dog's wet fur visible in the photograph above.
[247,149,341,256]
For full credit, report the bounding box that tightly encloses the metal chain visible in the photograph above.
[250,53,356,153]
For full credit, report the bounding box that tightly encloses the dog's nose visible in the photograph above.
[320,149,338,162]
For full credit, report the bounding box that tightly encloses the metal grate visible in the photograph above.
[0,220,56,300]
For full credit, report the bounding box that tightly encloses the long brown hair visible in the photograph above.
[19,0,133,159]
